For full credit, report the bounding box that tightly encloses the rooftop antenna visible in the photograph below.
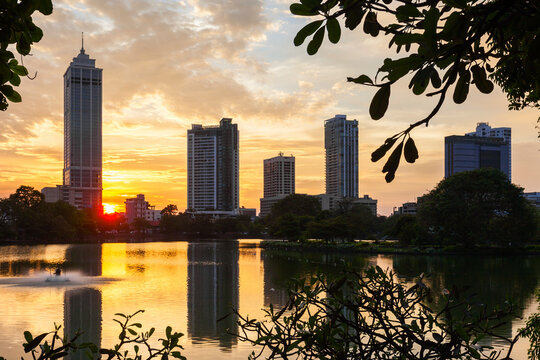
[81,32,85,53]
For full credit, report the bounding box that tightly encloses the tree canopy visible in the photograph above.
[1,0,52,111]
[417,168,538,246]
[291,0,540,181]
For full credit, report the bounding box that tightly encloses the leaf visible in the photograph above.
[7,90,22,103]
[430,68,441,88]
[344,8,365,30]
[363,12,379,37]
[369,84,391,120]
[11,65,28,76]
[128,328,137,335]
[37,0,53,15]
[16,37,31,56]
[290,3,318,16]
[382,141,403,183]
[471,65,494,94]
[326,17,341,44]
[453,70,470,104]
[307,27,325,55]
[9,73,21,86]
[396,4,422,21]
[294,20,323,46]
[24,333,48,353]
[371,136,398,162]
[24,331,33,344]
[148,327,155,337]
[347,74,373,85]
[404,137,419,163]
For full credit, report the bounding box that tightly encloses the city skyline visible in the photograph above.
[1,0,539,215]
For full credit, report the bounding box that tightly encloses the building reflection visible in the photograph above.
[187,242,239,350]
[65,244,102,276]
[64,287,102,360]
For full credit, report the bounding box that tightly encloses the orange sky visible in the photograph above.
[1,0,539,215]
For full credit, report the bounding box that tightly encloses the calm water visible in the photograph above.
[0,240,538,359]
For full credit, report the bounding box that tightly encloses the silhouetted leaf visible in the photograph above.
[307,27,325,55]
[37,0,53,15]
[344,8,365,30]
[430,68,441,88]
[24,333,48,353]
[290,3,318,16]
[9,73,20,86]
[471,65,494,94]
[404,137,419,163]
[369,84,391,120]
[326,17,341,44]
[382,141,403,174]
[453,70,470,104]
[371,136,398,162]
[363,12,379,37]
[294,20,323,46]
[23,331,32,344]
[347,74,373,85]
[7,90,21,102]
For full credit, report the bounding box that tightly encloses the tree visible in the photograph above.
[1,0,53,111]
[417,168,538,246]
[270,194,321,218]
[161,204,178,216]
[235,266,525,359]
[9,185,43,208]
[290,0,540,182]
[132,217,150,233]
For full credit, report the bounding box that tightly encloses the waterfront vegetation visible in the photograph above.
[1,169,538,249]
[4,266,540,360]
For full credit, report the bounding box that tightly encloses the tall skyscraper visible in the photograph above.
[445,123,511,180]
[63,39,102,210]
[187,118,239,213]
[259,153,295,217]
[325,114,358,198]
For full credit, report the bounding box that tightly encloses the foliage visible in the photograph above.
[417,168,538,246]
[3,310,185,360]
[290,0,540,181]
[160,204,178,217]
[270,194,322,219]
[1,0,52,111]
[522,289,540,360]
[235,266,523,359]
[133,217,151,233]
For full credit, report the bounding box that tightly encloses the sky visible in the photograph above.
[1,0,539,215]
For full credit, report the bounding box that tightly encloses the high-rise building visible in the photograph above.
[259,153,295,217]
[325,114,358,198]
[63,40,103,211]
[263,153,295,198]
[445,123,511,180]
[187,118,239,213]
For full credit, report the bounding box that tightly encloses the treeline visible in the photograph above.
[159,212,265,237]
[0,186,126,242]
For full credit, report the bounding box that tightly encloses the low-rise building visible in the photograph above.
[352,195,378,216]
[524,192,540,209]
[125,194,161,224]
[259,194,289,217]
[42,185,83,209]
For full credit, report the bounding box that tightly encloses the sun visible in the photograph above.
[103,203,117,214]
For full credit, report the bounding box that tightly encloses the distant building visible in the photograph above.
[124,194,161,224]
[63,39,103,211]
[315,194,341,212]
[239,207,257,219]
[259,194,289,218]
[325,114,358,198]
[524,192,540,209]
[352,195,378,216]
[445,123,511,180]
[393,202,417,215]
[42,185,81,207]
[187,118,239,214]
[259,153,295,217]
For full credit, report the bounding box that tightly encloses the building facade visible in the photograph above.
[63,43,103,210]
[124,194,161,224]
[259,153,295,217]
[42,185,80,207]
[466,122,511,179]
[445,136,510,180]
[187,118,239,213]
[325,115,358,198]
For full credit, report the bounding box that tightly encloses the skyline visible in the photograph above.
[1,0,539,215]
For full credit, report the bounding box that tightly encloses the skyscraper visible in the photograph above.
[63,39,102,210]
[445,123,511,180]
[187,118,239,213]
[325,114,358,198]
[259,153,295,217]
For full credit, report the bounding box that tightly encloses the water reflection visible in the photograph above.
[64,288,102,360]
[65,245,102,276]
[187,242,239,350]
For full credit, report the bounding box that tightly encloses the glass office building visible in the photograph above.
[63,44,102,210]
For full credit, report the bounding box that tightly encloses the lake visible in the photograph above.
[0,240,537,359]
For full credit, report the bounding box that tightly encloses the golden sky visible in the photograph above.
[1,0,539,215]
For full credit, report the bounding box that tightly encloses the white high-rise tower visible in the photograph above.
[63,36,103,211]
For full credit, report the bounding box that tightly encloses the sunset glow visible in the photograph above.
[0,0,538,215]
[103,203,118,215]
